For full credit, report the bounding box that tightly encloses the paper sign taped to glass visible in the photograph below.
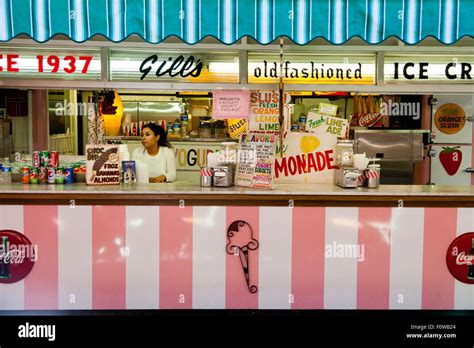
[235,132,277,189]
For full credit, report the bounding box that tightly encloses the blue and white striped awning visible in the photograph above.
[0,0,472,45]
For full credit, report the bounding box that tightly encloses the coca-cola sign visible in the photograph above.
[446,232,474,285]
[0,229,37,284]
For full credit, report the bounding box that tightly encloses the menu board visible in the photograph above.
[235,132,277,189]
[85,145,120,185]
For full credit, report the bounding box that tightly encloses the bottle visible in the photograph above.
[0,236,10,279]
[468,238,474,280]
[2,157,12,184]
[180,103,189,138]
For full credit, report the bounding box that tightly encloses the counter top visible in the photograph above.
[1,183,474,207]
[1,182,474,196]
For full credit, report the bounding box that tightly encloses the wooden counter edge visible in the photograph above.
[0,192,473,207]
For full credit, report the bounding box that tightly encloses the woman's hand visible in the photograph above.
[149,175,167,183]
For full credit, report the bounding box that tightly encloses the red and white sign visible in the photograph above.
[0,229,36,284]
[446,232,474,284]
[0,49,101,79]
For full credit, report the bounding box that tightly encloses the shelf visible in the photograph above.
[104,136,238,143]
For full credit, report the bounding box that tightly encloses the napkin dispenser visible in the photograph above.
[212,165,233,187]
[334,167,360,188]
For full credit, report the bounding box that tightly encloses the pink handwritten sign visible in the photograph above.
[212,90,250,119]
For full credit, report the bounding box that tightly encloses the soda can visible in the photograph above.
[50,151,59,168]
[38,166,47,183]
[64,167,74,184]
[55,167,65,184]
[21,166,30,184]
[29,168,39,184]
[32,151,40,168]
[39,151,50,167]
[47,166,56,184]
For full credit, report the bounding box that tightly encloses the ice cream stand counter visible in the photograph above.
[0,2,474,344]
[1,182,474,312]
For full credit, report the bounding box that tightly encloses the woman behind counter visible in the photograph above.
[132,123,176,183]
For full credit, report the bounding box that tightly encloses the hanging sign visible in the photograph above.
[212,90,251,119]
[248,91,291,132]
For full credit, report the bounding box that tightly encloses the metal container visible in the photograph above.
[200,167,213,187]
[200,175,213,187]
[212,165,233,187]
[335,140,354,167]
[334,167,359,188]
[366,164,381,188]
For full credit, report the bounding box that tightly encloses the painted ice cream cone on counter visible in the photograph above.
[226,220,259,293]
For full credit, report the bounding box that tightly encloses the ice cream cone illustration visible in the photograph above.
[226,220,259,293]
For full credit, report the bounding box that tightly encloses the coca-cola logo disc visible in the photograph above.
[446,232,474,285]
[0,229,36,284]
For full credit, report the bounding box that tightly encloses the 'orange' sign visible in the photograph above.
[434,103,466,135]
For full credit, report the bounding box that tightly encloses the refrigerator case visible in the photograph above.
[430,95,474,185]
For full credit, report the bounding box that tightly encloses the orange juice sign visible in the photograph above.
[434,103,466,135]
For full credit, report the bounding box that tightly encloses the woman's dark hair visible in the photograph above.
[143,123,172,148]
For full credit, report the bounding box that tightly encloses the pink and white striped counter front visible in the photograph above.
[1,205,473,311]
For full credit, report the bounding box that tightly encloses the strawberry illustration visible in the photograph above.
[439,146,462,176]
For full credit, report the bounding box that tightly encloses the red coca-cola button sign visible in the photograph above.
[446,232,474,285]
[0,229,36,284]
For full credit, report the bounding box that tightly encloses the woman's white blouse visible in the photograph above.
[132,146,177,182]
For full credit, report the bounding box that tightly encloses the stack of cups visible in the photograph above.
[200,167,213,187]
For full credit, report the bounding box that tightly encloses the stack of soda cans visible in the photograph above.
[25,151,74,184]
